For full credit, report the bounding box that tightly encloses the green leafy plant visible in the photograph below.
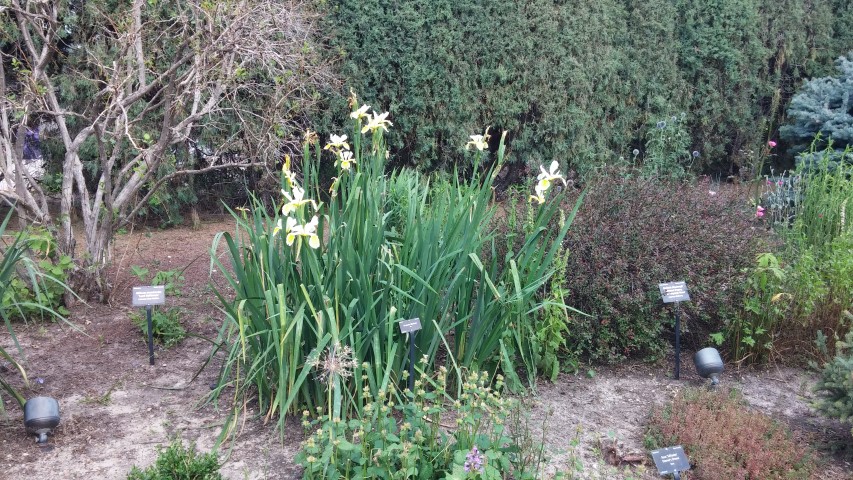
[1,226,73,320]
[130,265,185,296]
[126,440,222,480]
[208,104,583,439]
[639,114,696,181]
[721,253,789,364]
[296,366,544,479]
[131,307,186,348]
[646,387,814,479]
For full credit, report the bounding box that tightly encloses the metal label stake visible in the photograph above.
[659,281,690,380]
[399,318,422,392]
[132,285,166,366]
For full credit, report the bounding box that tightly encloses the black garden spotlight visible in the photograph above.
[24,396,60,444]
[693,347,723,386]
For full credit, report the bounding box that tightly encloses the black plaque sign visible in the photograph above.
[399,318,422,334]
[132,286,166,306]
[658,281,690,303]
[651,446,690,475]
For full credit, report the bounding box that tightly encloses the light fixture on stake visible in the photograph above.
[693,347,723,386]
[24,396,60,444]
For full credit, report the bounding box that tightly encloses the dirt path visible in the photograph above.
[1,219,850,479]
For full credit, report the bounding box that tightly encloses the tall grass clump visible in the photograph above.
[208,97,583,437]
[741,144,853,362]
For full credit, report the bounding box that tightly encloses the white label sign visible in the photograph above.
[132,286,166,306]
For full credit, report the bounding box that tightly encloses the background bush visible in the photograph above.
[319,0,853,175]
[559,172,765,363]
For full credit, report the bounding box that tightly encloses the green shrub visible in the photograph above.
[296,367,546,479]
[646,388,815,479]
[208,106,582,437]
[561,171,764,363]
[319,0,850,174]
[127,440,222,480]
[719,253,789,364]
[131,307,186,348]
[814,326,853,441]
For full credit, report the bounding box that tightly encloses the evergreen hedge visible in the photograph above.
[319,0,853,175]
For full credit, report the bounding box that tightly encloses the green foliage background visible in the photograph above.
[319,0,853,173]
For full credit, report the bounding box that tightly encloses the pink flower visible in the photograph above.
[755,206,765,218]
[768,140,777,148]
[777,179,783,186]
[766,179,773,185]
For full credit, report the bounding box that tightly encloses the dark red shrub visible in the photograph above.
[647,388,815,479]
[561,172,768,362]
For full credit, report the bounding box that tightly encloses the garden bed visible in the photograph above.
[1,219,850,479]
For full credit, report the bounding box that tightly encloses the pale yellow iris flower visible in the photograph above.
[350,104,371,120]
[281,184,317,215]
[465,127,491,151]
[339,150,356,171]
[361,112,392,133]
[529,183,547,205]
[530,161,566,204]
[284,216,321,249]
[324,134,350,152]
[536,160,566,191]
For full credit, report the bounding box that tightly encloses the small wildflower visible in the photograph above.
[361,112,392,133]
[768,140,777,148]
[657,121,666,129]
[755,206,765,218]
[464,445,485,473]
[692,151,700,158]
[632,149,640,156]
[709,190,717,196]
[671,115,677,122]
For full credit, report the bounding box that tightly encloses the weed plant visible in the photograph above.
[131,307,186,348]
[1,226,73,320]
[126,440,222,480]
[208,99,583,438]
[296,363,547,479]
[647,388,815,479]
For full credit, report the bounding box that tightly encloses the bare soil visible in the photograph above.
[1,219,851,479]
